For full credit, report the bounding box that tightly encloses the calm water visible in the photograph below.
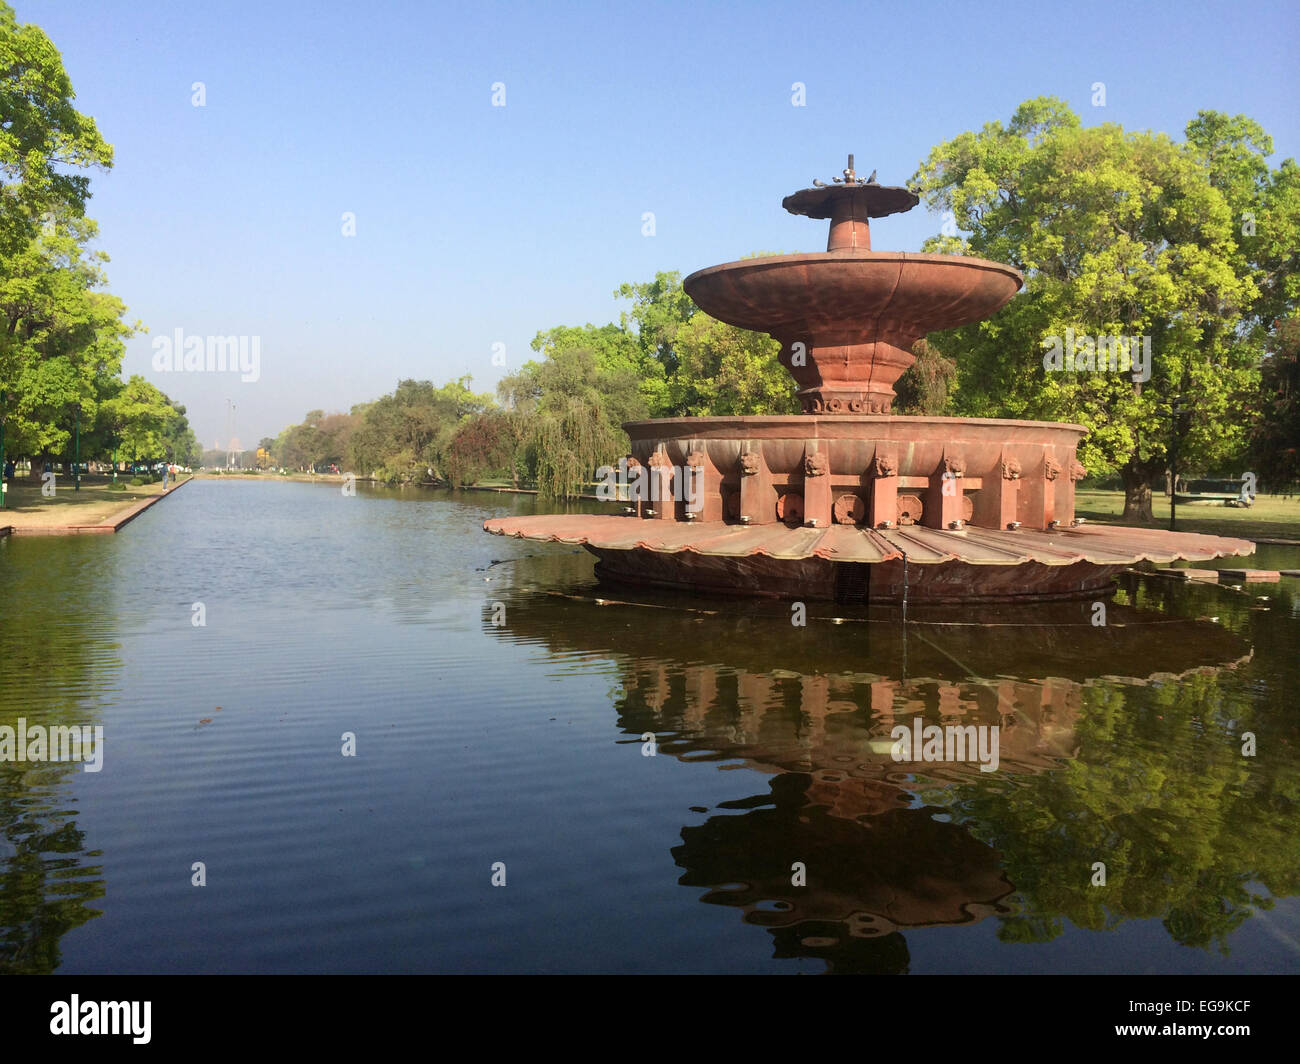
[1,478,1298,974]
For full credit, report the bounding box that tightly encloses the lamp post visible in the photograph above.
[0,391,8,509]
[73,402,81,491]
[1169,394,1187,532]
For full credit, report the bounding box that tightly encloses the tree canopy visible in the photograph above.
[911,97,1299,516]
[0,3,188,479]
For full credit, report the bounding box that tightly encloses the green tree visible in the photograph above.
[0,4,129,482]
[615,272,692,413]
[159,400,201,467]
[444,408,517,487]
[617,268,799,417]
[894,339,958,415]
[0,1,112,256]
[667,312,798,416]
[0,215,133,478]
[101,375,175,465]
[1249,317,1299,489]
[911,98,1290,520]
[499,344,643,498]
[346,377,491,483]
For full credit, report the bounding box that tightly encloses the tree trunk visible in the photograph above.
[27,452,48,483]
[1120,459,1164,523]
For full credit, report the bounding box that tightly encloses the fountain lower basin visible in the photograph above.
[484,414,1255,604]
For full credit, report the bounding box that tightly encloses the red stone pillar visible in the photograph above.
[868,452,898,528]
[977,453,1021,529]
[1018,453,1060,530]
[802,448,832,527]
[924,453,966,529]
[1040,455,1061,529]
[624,456,645,518]
[647,451,676,520]
[739,449,776,524]
[1067,455,1087,524]
[685,449,723,522]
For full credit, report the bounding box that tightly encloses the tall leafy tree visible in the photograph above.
[0,3,130,480]
[617,268,798,417]
[912,98,1291,520]
[667,313,798,416]
[101,375,175,465]
[1,215,133,477]
[1248,316,1299,489]
[0,1,112,254]
[346,377,491,483]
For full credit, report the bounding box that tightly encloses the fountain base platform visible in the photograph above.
[483,514,1253,604]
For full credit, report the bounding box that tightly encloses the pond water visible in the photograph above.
[1,478,1297,974]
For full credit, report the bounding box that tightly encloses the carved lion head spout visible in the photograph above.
[648,450,672,468]
[873,453,898,478]
[943,453,967,476]
[804,452,830,477]
[686,451,707,469]
[740,451,762,475]
[1070,458,1087,482]
[1044,456,1062,481]
[1001,457,1022,480]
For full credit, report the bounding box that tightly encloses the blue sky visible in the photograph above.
[16,0,1300,448]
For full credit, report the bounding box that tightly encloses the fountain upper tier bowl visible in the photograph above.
[684,251,1023,414]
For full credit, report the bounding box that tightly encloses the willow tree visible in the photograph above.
[912,98,1294,520]
[500,343,643,499]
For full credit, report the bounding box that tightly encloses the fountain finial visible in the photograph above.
[786,158,918,220]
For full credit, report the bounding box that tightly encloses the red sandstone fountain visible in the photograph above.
[485,156,1253,603]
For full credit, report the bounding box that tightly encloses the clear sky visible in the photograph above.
[15,0,1300,448]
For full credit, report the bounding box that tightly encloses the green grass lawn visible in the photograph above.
[1076,488,1300,540]
[0,473,187,528]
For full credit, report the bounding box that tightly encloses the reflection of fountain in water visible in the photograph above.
[486,555,1255,971]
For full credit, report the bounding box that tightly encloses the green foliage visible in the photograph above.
[500,344,641,498]
[935,663,1300,952]
[264,378,493,483]
[0,1,112,257]
[1249,317,1300,488]
[911,98,1295,517]
[100,376,176,464]
[616,271,798,417]
[894,340,958,415]
[0,2,163,483]
[444,409,518,487]
[276,408,358,472]
[159,401,201,467]
[664,313,798,416]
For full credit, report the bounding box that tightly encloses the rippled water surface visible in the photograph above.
[1,479,1298,973]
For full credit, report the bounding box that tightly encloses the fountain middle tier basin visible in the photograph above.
[683,252,1023,413]
[482,415,1255,604]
